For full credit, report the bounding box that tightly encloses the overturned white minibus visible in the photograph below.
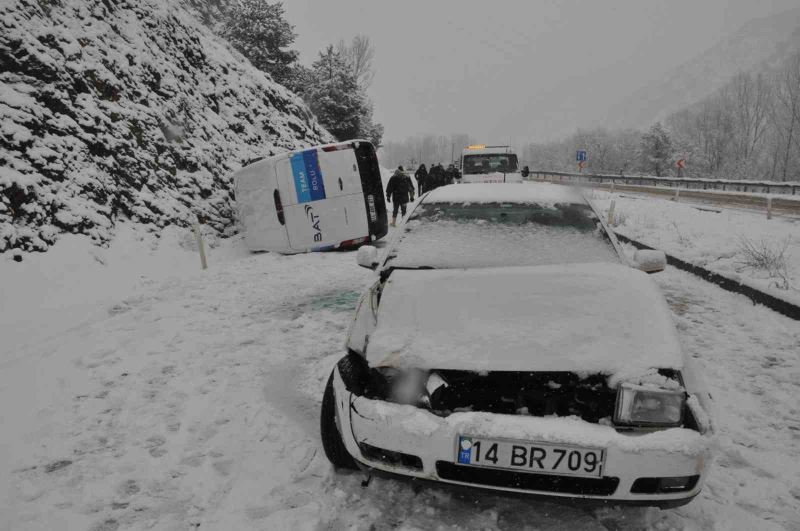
[234,140,388,253]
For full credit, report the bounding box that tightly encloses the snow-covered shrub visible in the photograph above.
[736,236,792,290]
[0,0,332,254]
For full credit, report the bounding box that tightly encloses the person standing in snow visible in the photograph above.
[427,163,445,191]
[445,163,460,184]
[414,163,428,195]
[386,166,415,226]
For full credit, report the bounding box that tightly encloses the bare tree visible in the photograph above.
[731,72,770,166]
[774,52,800,181]
[336,35,375,90]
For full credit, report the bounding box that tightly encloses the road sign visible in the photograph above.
[676,158,686,169]
[578,161,586,170]
[576,150,587,162]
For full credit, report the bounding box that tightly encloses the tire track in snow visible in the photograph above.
[654,267,800,530]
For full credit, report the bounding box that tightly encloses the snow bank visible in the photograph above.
[0,222,249,354]
[591,190,800,305]
[0,0,332,254]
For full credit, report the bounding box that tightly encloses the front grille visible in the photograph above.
[436,461,620,495]
[428,371,618,423]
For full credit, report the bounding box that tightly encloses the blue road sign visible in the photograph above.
[576,150,587,162]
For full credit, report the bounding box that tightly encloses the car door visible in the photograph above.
[275,147,369,250]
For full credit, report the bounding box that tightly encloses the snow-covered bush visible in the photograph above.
[0,0,332,254]
[736,236,792,290]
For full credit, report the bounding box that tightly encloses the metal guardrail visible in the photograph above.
[528,171,800,195]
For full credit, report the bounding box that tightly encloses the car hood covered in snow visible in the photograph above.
[366,263,684,374]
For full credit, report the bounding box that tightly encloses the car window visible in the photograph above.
[462,155,519,174]
[386,201,621,269]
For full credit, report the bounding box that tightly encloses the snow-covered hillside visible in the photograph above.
[0,0,332,255]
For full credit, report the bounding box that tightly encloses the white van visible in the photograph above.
[460,145,523,183]
[234,140,388,253]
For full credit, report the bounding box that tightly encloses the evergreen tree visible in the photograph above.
[359,99,384,146]
[221,1,298,86]
[282,64,312,96]
[640,122,673,176]
[303,46,366,141]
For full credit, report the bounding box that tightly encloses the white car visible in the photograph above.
[233,140,388,253]
[320,183,715,508]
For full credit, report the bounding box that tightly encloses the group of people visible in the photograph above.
[415,163,460,194]
[385,163,461,226]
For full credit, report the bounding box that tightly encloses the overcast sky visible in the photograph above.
[283,0,799,144]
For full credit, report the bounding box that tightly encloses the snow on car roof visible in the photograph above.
[367,263,684,375]
[424,182,585,205]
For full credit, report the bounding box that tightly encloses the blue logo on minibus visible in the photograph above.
[291,152,311,203]
[291,150,326,203]
[303,149,326,201]
[458,437,472,464]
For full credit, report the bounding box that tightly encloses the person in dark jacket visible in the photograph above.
[414,164,428,195]
[445,163,460,184]
[427,163,446,191]
[386,166,415,226]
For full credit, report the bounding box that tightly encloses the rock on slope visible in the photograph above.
[0,0,332,254]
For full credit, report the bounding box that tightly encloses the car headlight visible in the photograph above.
[614,383,685,427]
[373,367,430,406]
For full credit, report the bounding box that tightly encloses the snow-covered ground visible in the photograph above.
[2,220,799,530]
[590,190,800,306]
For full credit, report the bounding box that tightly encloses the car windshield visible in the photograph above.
[386,201,621,269]
[463,154,519,174]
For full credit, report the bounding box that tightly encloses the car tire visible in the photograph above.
[320,371,358,470]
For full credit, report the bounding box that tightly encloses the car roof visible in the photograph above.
[423,183,587,205]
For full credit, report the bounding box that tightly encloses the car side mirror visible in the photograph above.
[356,245,379,270]
[633,249,666,273]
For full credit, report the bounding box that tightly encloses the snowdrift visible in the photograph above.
[0,0,332,254]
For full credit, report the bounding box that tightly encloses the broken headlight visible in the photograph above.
[371,368,450,408]
[614,383,685,427]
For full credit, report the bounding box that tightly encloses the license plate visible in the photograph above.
[367,195,377,222]
[456,435,605,478]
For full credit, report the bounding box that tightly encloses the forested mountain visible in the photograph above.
[604,8,800,130]
[0,0,331,255]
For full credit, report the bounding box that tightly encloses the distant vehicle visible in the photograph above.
[460,145,523,183]
[233,140,388,253]
[320,183,715,508]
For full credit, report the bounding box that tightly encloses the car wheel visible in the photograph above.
[320,371,358,470]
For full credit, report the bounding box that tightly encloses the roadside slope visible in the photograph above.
[0,0,332,255]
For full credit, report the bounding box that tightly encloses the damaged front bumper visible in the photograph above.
[332,368,715,507]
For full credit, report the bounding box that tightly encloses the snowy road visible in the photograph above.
[2,236,799,530]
